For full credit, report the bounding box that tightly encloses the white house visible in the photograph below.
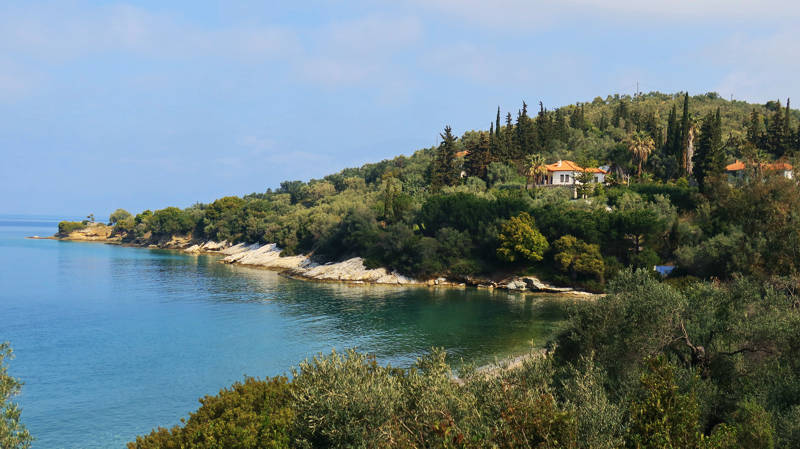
[543,160,607,185]
[726,160,793,180]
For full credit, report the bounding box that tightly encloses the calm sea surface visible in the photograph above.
[0,216,569,448]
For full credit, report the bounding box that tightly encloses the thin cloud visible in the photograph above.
[702,30,800,102]
[404,0,800,30]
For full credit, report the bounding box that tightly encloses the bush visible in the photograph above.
[57,221,86,235]
[128,377,294,449]
[150,207,195,237]
[496,212,549,263]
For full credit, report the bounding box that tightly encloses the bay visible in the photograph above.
[0,216,569,448]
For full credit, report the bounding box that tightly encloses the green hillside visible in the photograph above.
[69,91,800,291]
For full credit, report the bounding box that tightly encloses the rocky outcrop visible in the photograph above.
[59,223,119,242]
[501,275,595,297]
[208,243,419,285]
[290,258,417,285]
[46,229,597,295]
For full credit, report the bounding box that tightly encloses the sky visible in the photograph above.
[1,0,799,218]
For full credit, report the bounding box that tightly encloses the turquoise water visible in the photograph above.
[0,216,568,448]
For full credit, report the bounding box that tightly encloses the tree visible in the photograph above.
[626,356,702,449]
[627,131,655,178]
[495,106,501,141]
[525,153,547,188]
[431,126,459,189]
[497,212,549,263]
[108,209,132,225]
[665,104,679,159]
[464,132,492,180]
[150,207,195,237]
[693,108,724,192]
[553,235,605,281]
[766,100,787,156]
[679,93,692,175]
[1,343,32,449]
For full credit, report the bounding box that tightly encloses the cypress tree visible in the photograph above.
[679,93,690,148]
[495,107,501,141]
[665,104,678,156]
[767,100,785,156]
[693,108,724,192]
[679,93,691,174]
[747,109,763,147]
[598,112,608,131]
[465,131,491,180]
[784,98,793,153]
[501,112,514,162]
[431,125,458,189]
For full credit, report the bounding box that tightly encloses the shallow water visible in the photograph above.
[0,216,569,448]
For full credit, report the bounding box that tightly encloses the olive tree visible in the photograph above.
[1,342,32,449]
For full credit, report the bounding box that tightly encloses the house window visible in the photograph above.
[559,174,564,183]
[565,174,570,183]
[595,176,599,183]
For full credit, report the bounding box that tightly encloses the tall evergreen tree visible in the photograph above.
[747,109,764,148]
[503,112,514,161]
[465,131,491,180]
[515,102,532,158]
[665,104,678,156]
[767,100,786,156]
[784,98,793,154]
[431,125,459,189]
[679,93,690,150]
[495,107,501,141]
[693,108,724,191]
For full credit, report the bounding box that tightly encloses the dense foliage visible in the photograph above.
[97,92,800,290]
[130,270,800,448]
[0,343,32,449]
[57,220,87,235]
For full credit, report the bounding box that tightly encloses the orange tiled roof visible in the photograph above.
[545,160,607,174]
[455,150,470,158]
[584,167,608,174]
[545,160,583,172]
[726,160,793,172]
[726,160,746,171]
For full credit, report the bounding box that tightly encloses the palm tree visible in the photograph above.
[627,131,655,178]
[525,154,547,188]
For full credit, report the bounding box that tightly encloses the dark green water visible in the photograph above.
[1,217,571,448]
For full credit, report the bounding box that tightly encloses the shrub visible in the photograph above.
[150,207,195,237]
[57,221,86,235]
[128,376,294,449]
[497,212,549,263]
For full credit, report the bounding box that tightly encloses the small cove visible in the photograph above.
[1,216,571,448]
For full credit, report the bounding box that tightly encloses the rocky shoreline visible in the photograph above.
[37,223,597,297]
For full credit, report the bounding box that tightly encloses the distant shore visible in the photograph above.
[38,222,598,297]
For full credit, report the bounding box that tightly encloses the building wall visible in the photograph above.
[546,171,605,185]
[549,170,576,185]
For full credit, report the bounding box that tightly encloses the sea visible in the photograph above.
[0,215,569,448]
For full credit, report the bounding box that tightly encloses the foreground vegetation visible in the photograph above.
[129,270,800,448]
[0,343,32,449]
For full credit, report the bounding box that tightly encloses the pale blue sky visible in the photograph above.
[1,1,798,217]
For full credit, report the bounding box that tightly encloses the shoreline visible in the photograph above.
[36,231,599,298]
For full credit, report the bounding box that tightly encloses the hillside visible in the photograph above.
[61,91,800,291]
